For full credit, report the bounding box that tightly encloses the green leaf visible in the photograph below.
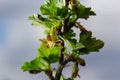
[57,6,69,19]
[28,14,61,29]
[48,46,61,63]
[79,31,104,55]
[28,14,51,28]
[40,0,57,17]
[21,57,49,73]
[68,14,77,25]
[64,29,76,39]
[87,38,104,51]
[61,29,85,51]
[73,42,85,51]
[40,4,50,15]
[40,0,70,20]
[80,31,92,45]
[60,35,85,52]
[77,4,96,19]
[38,43,61,63]
[60,36,77,50]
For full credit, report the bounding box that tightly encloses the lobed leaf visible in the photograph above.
[40,0,57,17]
[21,57,49,73]
[28,14,61,29]
[64,29,76,39]
[78,31,104,55]
[60,35,85,52]
[38,43,61,63]
[77,4,96,19]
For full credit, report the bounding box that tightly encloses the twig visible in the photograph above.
[63,0,70,34]
[75,22,88,34]
[45,69,55,80]
[55,39,65,80]
[55,0,70,80]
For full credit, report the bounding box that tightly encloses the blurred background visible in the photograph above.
[0,0,120,80]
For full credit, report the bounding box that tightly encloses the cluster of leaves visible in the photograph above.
[21,43,61,72]
[21,0,104,80]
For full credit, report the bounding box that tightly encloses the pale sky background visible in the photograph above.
[0,0,120,80]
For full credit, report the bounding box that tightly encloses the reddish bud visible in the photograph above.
[46,45,50,49]
[46,35,52,41]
